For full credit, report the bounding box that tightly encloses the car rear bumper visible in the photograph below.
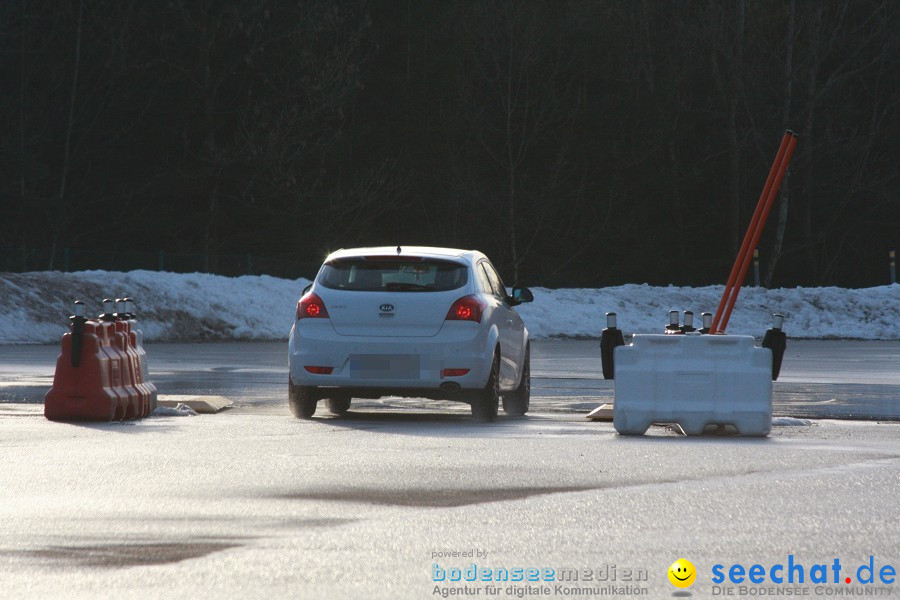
[288,321,494,392]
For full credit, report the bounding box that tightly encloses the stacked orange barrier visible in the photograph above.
[98,299,139,419]
[116,298,155,417]
[122,298,157,413]
[45,298,157,422]
[45,302,118,421]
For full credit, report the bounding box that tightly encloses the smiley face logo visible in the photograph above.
[668,558,696,588]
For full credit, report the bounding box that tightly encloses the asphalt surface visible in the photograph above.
[3,339,898,419]
[0,340,898,599]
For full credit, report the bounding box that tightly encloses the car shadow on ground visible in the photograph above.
[300,407,563,439]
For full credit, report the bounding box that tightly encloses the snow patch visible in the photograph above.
[151,403,198,417]
[0,271,897,343]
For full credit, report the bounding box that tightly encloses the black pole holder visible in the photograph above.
[69,315,88,368]
[761,315,787,381]
[600,313,626,379]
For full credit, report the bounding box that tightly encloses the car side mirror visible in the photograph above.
[302,283,312,296]
[508,286,534,306]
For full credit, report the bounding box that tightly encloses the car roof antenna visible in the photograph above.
[396,245,402,255]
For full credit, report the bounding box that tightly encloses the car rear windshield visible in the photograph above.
[318,258,468,292]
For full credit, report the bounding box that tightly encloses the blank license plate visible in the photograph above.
[350,354,420,379]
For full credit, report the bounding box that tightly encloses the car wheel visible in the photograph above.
[503,345,530,416]
[288,377,317,419]
[471,351,500,422]
[325,396,351,416]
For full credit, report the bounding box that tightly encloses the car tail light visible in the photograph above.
[304,366,334,374]
[445,295,485,323]
[297,292,329,319]
[442,368,470,377]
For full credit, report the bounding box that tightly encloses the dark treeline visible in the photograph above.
[1,1,897,287]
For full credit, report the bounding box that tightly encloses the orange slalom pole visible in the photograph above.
[718,132,797,332]
[710,130,793,334]
[716,132,797,333]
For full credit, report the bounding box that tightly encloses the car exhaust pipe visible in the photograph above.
[440,382,461,394]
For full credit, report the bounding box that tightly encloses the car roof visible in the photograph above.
[325,246,485,264]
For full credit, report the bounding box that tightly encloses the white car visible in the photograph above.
[288,246,534,421]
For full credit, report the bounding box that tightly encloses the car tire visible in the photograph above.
[471,351,500,422]
[503,345,530,416]
[325,396,351,416]
[288,377,317,419]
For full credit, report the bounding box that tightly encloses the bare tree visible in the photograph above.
[786,0,897,284]
[764,0,797,287]
[158,1,380,268]
[0,1,147,269]
[451,0,583,283]
[707,0,748,258]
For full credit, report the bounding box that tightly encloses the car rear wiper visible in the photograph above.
[384,282,431,291]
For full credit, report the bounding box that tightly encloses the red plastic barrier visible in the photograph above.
[124,298,157,414]
[45,321,119,421]
[128,322,156,415]
[115,318,149,418]
[97,318,139,420]
[46,299,156,421]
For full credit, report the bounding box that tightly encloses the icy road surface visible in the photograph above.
[2,340,898,419]
[0,340,897,599]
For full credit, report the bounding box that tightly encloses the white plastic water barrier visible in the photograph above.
[612,334,772,436]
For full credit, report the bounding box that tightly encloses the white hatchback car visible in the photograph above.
[288,246,534,421]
